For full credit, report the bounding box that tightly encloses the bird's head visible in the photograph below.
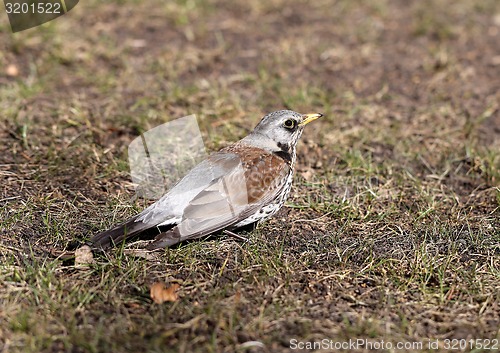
[243,110,323,158]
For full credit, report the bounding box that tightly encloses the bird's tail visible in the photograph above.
[90,216,152,249]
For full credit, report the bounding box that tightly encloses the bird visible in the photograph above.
[91,110,322,250]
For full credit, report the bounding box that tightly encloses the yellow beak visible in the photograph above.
[300,113,323,126]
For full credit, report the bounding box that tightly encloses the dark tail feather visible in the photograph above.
[146,228,182,250]
[90,216,153,249]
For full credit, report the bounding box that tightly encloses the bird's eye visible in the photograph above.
[283,119,296,129]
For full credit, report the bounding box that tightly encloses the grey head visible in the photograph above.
[241,110,323,160]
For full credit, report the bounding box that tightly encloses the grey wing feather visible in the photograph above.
[135,152,242,226]
[176,161,249,235]
[147,157,289,249]
[91,152,242,248]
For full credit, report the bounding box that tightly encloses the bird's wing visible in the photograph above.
[135,152,243,225]
[147,148,291,249]
[91,152,242,248]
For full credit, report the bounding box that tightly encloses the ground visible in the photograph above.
[0,0,499,352]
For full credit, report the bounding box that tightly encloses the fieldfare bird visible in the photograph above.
[91,110,322,250]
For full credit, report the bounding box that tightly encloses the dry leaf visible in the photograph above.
[6,64,19,77]
[299,167,314,181]
[233,290,241,305]
[150,282,180,303]
[74,245,94,267]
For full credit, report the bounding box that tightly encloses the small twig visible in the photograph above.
[0,196,21,203]
[223,230,249,244]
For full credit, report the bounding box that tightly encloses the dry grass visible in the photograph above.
[0,0,499,352]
